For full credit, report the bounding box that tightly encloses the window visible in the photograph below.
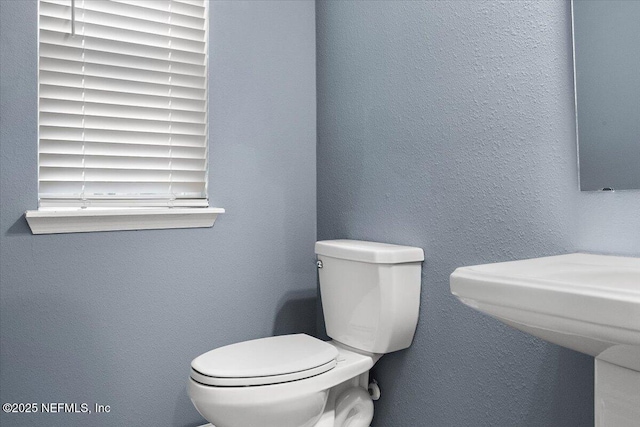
[26,0,223,234]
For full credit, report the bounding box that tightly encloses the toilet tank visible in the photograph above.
[315,240,424,354]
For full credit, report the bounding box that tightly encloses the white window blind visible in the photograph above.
[38,0,209,208]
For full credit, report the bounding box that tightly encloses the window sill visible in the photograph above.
[24,207,225,235]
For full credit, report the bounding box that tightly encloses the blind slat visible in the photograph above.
[40,126,206,147]
[40,70,206,99]
[39,181,206,198]
[40,98,205,123]
[40,167,206,182]
[40,112,206,135]
[40,140,206,159]
[40,84,205,112]
[40,43,206,76]
[39,57,206,89]
[40,153,206,171]
[40,30,206,65]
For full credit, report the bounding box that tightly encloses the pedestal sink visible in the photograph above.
[450,253,640,427]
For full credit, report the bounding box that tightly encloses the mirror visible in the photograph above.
[572,0,640,191]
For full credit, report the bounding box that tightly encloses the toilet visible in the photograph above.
[188,239,424,427]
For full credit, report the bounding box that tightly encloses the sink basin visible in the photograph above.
[450,253,640,427]
[450,253,640,370]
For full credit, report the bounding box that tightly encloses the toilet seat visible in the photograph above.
[191,334,339,387]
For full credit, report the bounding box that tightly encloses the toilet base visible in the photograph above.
[197,423,371,427]
[196,372,372,427]
[195,419,372,426]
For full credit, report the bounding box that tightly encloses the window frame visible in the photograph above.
[26,0,223,234]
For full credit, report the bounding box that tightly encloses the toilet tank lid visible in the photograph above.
[315,240,424,264]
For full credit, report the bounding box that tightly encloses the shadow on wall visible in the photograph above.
[5,216,30,236]
[173,390,206,427]
[272,289,318,337]
[522,344,594,424]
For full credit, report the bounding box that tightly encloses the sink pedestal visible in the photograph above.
[595,359,640,427]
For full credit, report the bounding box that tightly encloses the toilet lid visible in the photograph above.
[191,334,339,387]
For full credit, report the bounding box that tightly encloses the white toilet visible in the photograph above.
[188,239,424,427]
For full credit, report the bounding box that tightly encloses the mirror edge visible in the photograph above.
[570,0,583,192]
[572,0,640,193]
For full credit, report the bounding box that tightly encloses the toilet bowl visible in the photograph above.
[189,240,424,427]
[189,335,381,427]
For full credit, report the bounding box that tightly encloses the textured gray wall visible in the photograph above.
[0,1,316,426]
[3,1,640,427]
[317,1,638,426]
